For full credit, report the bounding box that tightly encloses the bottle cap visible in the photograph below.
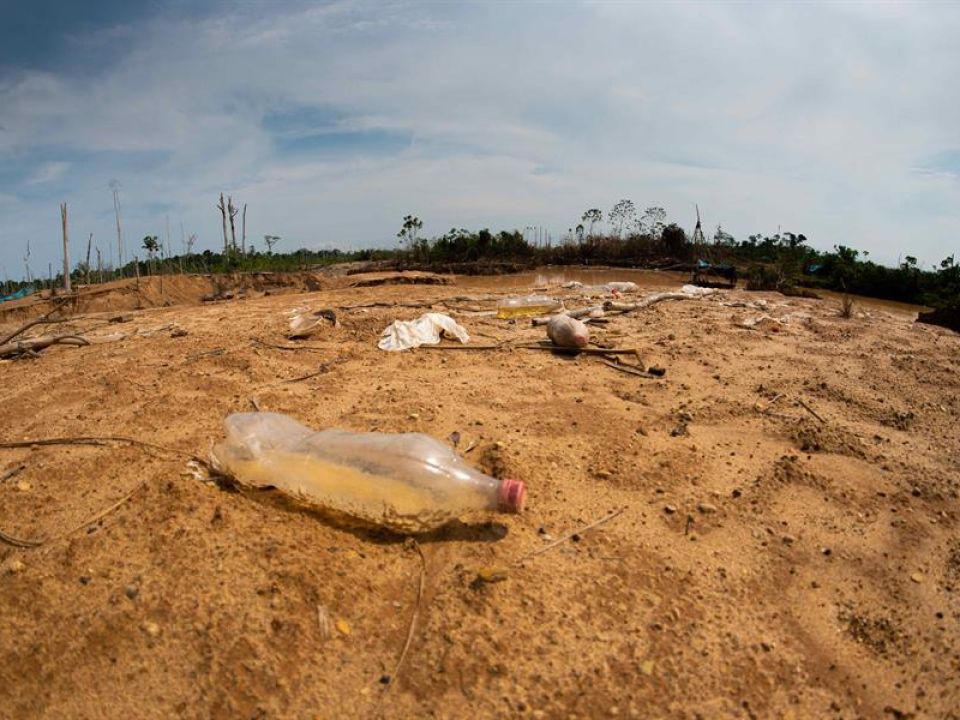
[498,479,526,513]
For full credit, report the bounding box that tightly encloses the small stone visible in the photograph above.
[142,621,161,637]
[911,487,921,497]
[379,674,391,685]
[408,413,420,420]
[79,575,91,585]
[782,535,796,545]
[335,618,352,636]
[910,573,923,584]
[697,502,718,514]
[640,659,655,676]
[16,480,31,492]
[596,469,612,479]
[476,566,509,584]
[170,327,188,338]
[124,585,139,600]
[664,505,677,514]
[6,559,25,574]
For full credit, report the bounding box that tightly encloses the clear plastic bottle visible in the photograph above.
[211,413,526,533]
[496,294,563,319]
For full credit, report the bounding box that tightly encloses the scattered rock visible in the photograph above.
[16,480,31,492]
[475,566,509,585]
[664,504,677,514]
[170,327,188,338]
[142,621,161,638]
[6,559,25,574]
[640,659,655,676]
[910,573,923,584]
[697,502,718,514]
[79,575,91,585]
[782,535,796,545]
[124,584,140,600]
[335,618,352,636]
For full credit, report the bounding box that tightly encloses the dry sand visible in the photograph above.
[0,271,958,719]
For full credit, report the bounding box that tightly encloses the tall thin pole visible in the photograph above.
[111,181,124,277]
[241,203,247,256]
[60,202,71,292]
[84,233,93,286]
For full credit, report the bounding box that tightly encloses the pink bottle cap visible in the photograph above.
[498,479,526,513]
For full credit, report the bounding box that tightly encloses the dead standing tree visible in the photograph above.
[60,202,71,293]
[84,233,93,286]
[228,196,239,253]
[241,203,247,256]
[217,193,229,258]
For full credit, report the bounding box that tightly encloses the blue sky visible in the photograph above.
[1,0,959,279]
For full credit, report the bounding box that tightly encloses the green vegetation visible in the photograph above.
[2,201,957,313]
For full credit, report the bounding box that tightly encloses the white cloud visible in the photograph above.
[1,0,959,276]
[25,161,69,185]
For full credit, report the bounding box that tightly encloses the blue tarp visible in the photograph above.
[0,288,33,304]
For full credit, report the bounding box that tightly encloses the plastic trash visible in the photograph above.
[547,314,590,348]
[496,295,563,319]
[604,281,639,294]
[680,284,718,297]
[289,308,338,338]
[211,412,526,532]
[378,312,469,351]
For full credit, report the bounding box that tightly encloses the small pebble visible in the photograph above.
[664,505,677,514]
[640,660,655,676]
[697,502,718,514]
[782,535,796,545]
[6,559,25,574]
[142,621,161,638]
[379,674,391,685]
[125,585,139,600]
[79,575,91,585]
[336,618,352,636]
[16,480,31,492]
[910,573,923,584]
[476,566,509,584]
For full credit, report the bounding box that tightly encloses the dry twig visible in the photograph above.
[514,508,625,566]
[798,398,826,424]
[0,464,26,483]
[384,541,427,691]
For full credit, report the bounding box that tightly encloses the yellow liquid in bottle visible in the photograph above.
[496,302,561,319]
[221,451,487,532]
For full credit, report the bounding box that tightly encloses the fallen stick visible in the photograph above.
[0,479,147,549]
[601,360,661,379]
[604,291,694,315]
[531,306,603,326]
[0,334,89,358]
[798,398,826,424]
[384,541,427,691]
[250,396,263,412]
[514,508,625,566]
[251,338,329,352]
[0,306,68,345]
[0,435,207,464]
[0,464,26,483]
[187,348,225,361]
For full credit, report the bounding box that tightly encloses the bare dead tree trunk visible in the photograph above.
[217,193,229,258]
[241,203,247,256]
[228,196,238,253]
[112,183,124,277]
[96,247,103,284]
[60,202,71,293]
[84,233,93,286]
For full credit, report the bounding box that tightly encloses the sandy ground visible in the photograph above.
[0,271,958,719]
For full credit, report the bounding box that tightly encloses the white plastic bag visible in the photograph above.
[378,312,470,351]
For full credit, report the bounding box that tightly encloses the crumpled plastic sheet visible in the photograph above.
[378,312,470,351]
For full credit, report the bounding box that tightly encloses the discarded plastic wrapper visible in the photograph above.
[289,308,338,338]
[604,281,639,294]
[378,312,469,351]
[211,412,526,533]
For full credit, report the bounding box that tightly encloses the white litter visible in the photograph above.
[378,312,470,352]
[681,284,719,297]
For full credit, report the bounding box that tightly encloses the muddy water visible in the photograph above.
[464,267,689,292]
[461,266,927,318]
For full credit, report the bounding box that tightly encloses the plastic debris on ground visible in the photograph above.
[496,295,563,319]
[210,412,526,532]
[378,312,469,351]
[288,308,338,338]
